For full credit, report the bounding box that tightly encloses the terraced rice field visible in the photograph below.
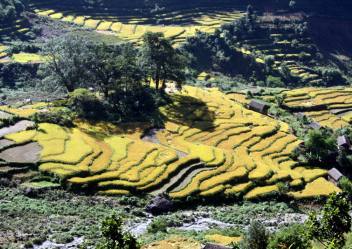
[32,7,244,45]
[0,86,340,200]
[235,16,322,85]
[282,87,352,129]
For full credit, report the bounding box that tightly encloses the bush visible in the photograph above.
[67,88,107,120]
[344,232,352,249]
[268,224,311,249]
[339,177,352,196]
[240,221,269,249]
[31,108,74,127]
[266,75,285,88]
[147,217,169,233]
[321,68,346,86]
[96,213,139,249]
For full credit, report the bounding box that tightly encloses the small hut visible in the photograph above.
[248,100,270,114]
[203,243,231,249]
[328,168,344,185]
[337,135,351,151]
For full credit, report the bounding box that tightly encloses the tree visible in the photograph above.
[268,224,311,249]
[304,128,336,164]
[240,221,269,249]
[306,193,351,249]
[88,43,143,99]
[97,213,139,249]
[140,32,187,91]
[0,0,25,23]
[41,34,92,92]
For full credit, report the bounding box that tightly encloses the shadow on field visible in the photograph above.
[161,94,216,132]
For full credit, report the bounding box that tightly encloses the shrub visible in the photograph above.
[339,177,352,196]
[268,224,311,249]
[344,233,352,249]
[266,75,285,88]
[96,213,139,249]
[32,108,74,127]
[306,193,351,249]
[321,68,346,86]
[67,88,107,120]
[147,217,170,233]
[240,221,269,249]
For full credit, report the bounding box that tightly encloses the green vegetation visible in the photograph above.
[239,221,269,249]
[268,224,311,249]
[0,0,25,24]
[97,213,139,249]
[306,193,351,249]
[40,32,186,122]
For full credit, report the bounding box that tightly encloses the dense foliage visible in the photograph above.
[306,193,351,249]
[267,224,311,249]
[40,33,186,122]
[239,221,269,249]
[97,213,139,249]
[0,0,25,23]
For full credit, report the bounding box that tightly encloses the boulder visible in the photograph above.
[146,195,175,215]
[203,243,231,249]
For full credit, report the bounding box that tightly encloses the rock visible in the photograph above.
[145,195,175,215]
[203,243,231,249]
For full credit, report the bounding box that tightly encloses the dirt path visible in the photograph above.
[0,142,41,163]
[0,120,35,137]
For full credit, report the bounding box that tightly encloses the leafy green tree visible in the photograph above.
[268,224,311,249]
[304,128,336,164]
[41,34,92,92]
[97,213,139,249]
[67,88,106,120]
[0,0,25,23]
[88,43,143,100]
[339,177,352,196]
[140,32,187,90]
[306,193,351,249]
[240,221,269,249]
[321,68,346,86]
[266,75,285,87]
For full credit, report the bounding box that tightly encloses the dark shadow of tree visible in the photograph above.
[160,94,216,132]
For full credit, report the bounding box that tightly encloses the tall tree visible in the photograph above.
[41,34,92,92]
[306,193,351,249]
[140,32,187,90]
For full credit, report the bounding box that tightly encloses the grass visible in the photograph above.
[289,177,341,199]
[244,185,279,200]
[204,234,241,246]
[11,52,45,63]
[0,105,39,117]
[0,187,147,248]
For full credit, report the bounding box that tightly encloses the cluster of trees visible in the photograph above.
[182,5,348,88]
[234,193,351,249]
[182,5,263,79]
[0,0,25,23]
[294,127,352,175]
[40,32,187,122]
